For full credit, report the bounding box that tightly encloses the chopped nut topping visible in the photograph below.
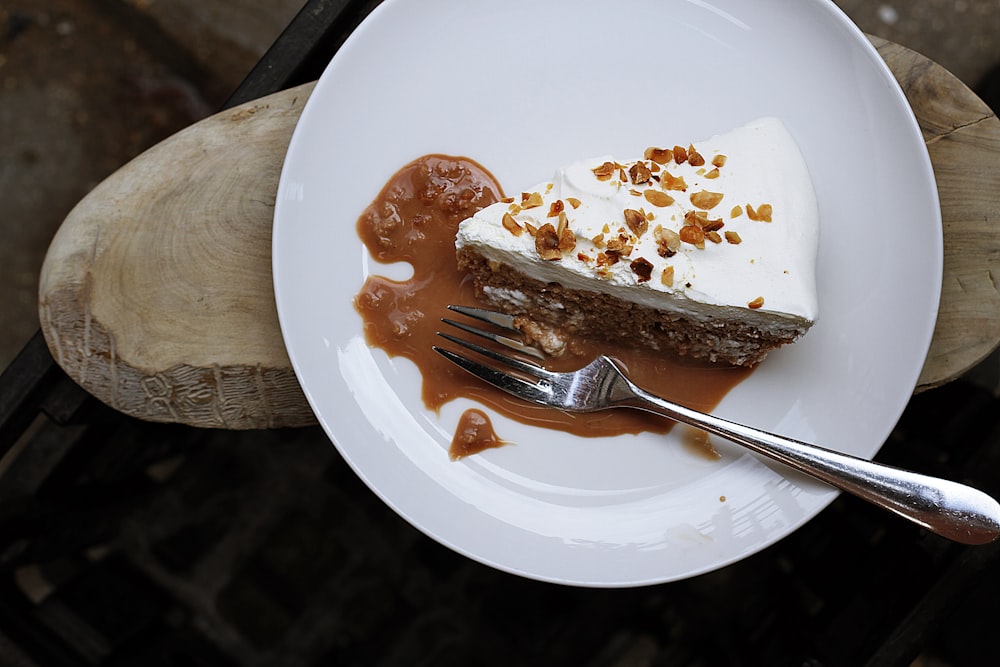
[577,252,591,262]
[524,222,539,236]
[690,190,724,210]
[606,234,634,257]
[712,154,727,168]
[521,191,544,209]
[661,265,675,286]
[619,167,628,182]
[730,205,743,218]
[745,203,772,221]
[725,231,742,244]
[591,232,605,246]
[624,208,648,237]
[660,172,688,191]
[592,161,616,181]
[701,218,724,232]
[705,231,723,244]
[596,251,619,267]
[558,225,576,252]
[687,145,706,167]
[630,257,654,282]
[644,146,673,165]
[535,223,563,260]
[672,145,688,164]
[642,190,674,208]
[629,189,642,197]
[653,225,680,257]
[567,197,582,209]
[556,211,569,237]
[748,296,765,309]
[500,196,515,203]
[547,199,564,218]
[501,212,523,236]
[629,161,652,185]
[704,167,720,179]
[508,203,523,215]
[679,224,706,248]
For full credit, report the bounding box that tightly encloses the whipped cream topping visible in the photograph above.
[456,117,819,322]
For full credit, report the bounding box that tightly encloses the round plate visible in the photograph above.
[272,0,941,586]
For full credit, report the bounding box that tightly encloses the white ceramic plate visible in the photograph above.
[273,0,941,586]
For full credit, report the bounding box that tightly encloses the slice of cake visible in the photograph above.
[455,117,819,367]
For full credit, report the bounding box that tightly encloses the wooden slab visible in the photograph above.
[37,41,1000,429]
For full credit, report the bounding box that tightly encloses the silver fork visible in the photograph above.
[435,305,1000,546]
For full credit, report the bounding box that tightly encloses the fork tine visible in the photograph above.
[441,318,546,360]
[435,332,555,381]
[446,305,519,334]
[433,347,552,405]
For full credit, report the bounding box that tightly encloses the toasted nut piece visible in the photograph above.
[630,257,654,282]
[624,208,648,237]
[591,232,605,246]
[592,161,616,181]
[567,197,582,209]
[535,223,563,260]
[556,211,570,237]
[705,231,723,244]
[712,154,727,168]
[730,205,743,218]
[724,231,742,244]
[748,296,765,309]
[661,265,675,286]
[629,189,642,197]
[644,146,673,164]
[547,199,564,217]
[746,203,772,221]
[629,162,652,184]
[705,168,720,179]
[508,203,523,215]
[558,226,576,252]
[501,212,523,236]
[688,145,706,166]
[521,191,544,209]
[701,218,724,232]
[643,190,675,207]
[672,145,688,164]
[660,172,688,191]
[596,251,620,267]
[500,196,515,203]
[524,222,539,236]
[679,224,706,248]
[606,234,634,257]
[653,225,681,257]
[690,190,724,210]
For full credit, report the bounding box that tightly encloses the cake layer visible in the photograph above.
[457,250,808,366]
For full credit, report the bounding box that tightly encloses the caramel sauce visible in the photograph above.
[450,409,507,460]
[354,155,752,458]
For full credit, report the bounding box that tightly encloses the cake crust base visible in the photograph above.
[458,248,809,367]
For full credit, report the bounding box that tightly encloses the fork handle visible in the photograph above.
[622,385,1000,545]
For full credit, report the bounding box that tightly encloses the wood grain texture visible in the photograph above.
[37,42,1000,427]
[872,38,1000,390]
[39,82,317,428]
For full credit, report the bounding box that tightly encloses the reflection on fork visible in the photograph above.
[433,305,1000,546]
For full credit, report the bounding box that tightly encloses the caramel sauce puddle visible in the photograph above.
[353,155,752,459]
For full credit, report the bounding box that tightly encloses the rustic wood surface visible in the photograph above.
[37,40,1000,428]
